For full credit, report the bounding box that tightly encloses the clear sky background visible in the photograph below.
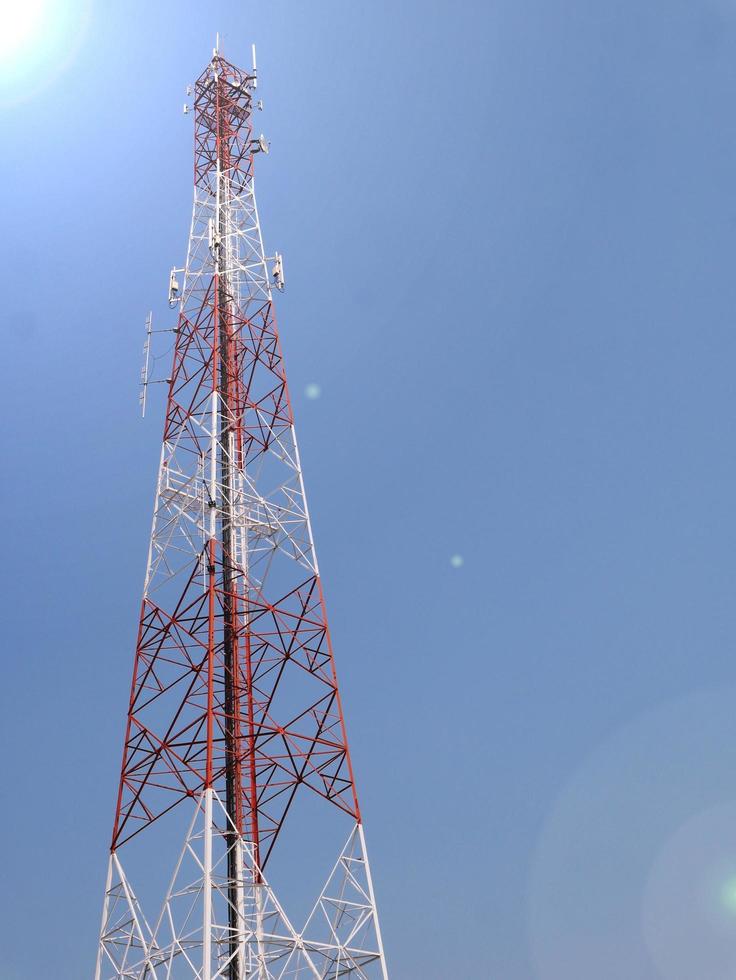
[3,0,736,977]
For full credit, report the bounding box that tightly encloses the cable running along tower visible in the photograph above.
[94,43,389,980]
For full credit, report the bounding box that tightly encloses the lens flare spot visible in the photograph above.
[305,383,321,400]
[450,554,464,568]
[720,877,736,915]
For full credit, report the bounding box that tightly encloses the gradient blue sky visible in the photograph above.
[3,1,736,977]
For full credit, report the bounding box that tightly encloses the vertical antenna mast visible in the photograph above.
[139,312,152,418]
[94,43,389,980]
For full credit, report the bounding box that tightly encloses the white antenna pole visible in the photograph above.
[251,43,257,87]
[140,312,152,418]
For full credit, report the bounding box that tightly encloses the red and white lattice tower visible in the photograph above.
[94,42,389,980]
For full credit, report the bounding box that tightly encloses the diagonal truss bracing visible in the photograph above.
[113,52,359,864]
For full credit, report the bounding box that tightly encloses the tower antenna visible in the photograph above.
[94,44,389,980]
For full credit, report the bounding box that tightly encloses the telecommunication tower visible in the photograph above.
[94,42,389,979]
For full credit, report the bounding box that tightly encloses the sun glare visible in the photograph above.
[0,0,46,60]
[0,0,92,108]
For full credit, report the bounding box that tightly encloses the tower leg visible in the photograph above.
[95,852,156,980]
[203,787,214,980]
[94,856,113,980]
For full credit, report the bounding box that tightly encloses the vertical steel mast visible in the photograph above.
[94,43,389,980]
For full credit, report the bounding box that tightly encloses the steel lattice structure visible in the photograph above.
[94,44,389,980]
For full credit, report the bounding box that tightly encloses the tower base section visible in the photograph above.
[95,790,388,979]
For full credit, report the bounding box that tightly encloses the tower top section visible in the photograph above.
[191,51,258,192]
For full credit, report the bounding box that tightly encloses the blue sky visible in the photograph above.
[3,0,736,977]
